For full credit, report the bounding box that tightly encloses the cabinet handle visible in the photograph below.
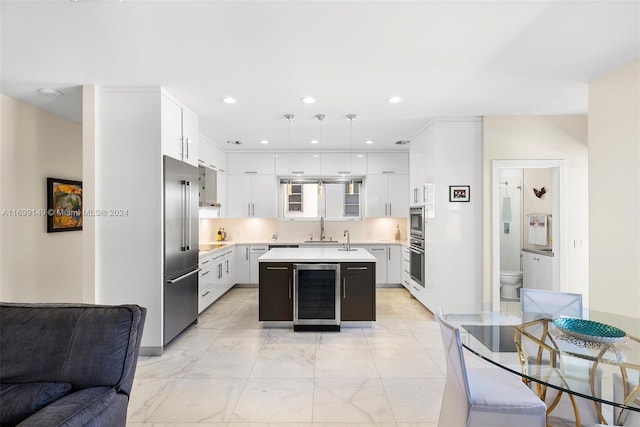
[388,247,391,261]
[343,277,346,299]
[347,266,368,270]
[185,137,190,159]
[252,204,255,217]
[202,290,210,297]
[246,247,249,260]
[267,266,288,270]
[385,203,388,216]
[202,259,210,265]
[209,164,217,170]
[292,171,304,174]
[289,277,292,299]
[423,186,426,202]
[338,171,350,174]
[382,171,395,174]
[226,260,229,274]
[244,171,258,174]
[389,204,392,216]
[202,270,210,276]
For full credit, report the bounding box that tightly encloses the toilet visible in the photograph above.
[500,270,523,300]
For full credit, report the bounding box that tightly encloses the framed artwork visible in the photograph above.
[449,185,470,202]
[47,178,82,232]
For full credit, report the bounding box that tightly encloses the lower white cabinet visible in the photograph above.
[235,245,251,284]
[250,245,268,284]
[198,248,235,314]
[522,251,553,291]
[401,245,411,290]
[367,245,402,285]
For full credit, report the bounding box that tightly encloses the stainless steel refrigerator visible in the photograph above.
[164,155,199,345]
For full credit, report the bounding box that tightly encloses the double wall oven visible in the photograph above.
[409,206,425,287]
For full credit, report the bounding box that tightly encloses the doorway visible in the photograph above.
[491,160,566,312]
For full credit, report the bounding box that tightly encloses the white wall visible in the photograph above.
[588,60,640,317]
[483,116,589,304]
[0,95,83,302]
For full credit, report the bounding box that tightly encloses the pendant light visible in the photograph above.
[316,114,325,196]
[285,114,294,195]
[346,114,356,195]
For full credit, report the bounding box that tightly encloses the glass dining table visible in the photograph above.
[444,307,640,426]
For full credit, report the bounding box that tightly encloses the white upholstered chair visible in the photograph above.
[520,288,602,426]
[436,310,547,427]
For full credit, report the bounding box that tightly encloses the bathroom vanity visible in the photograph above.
[258,248,377,329]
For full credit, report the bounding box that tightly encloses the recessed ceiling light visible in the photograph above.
[301,96,316,104]
[310,139,319,144]
[365,140,374,144]
[37,88,63,97]
[260,140,269,144]
[386,96,402,104]
[313,154,319,158]
[221,97,236,104]
[357,154,364,158]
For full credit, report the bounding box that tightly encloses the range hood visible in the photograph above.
[198,166,221,207]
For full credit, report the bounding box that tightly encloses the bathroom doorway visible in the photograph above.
[491,160,566,312]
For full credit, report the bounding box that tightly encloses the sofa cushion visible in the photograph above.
[0,382,71,426]
[0,304,142,390]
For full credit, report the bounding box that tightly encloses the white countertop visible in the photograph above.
[258,247,376,263]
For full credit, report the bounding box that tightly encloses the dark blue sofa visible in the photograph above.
[0,303,146,426]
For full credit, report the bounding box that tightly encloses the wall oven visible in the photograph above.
[410,206,425,239]
[293,263,341,331]
[409,237,425,287]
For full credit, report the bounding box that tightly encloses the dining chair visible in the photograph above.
[519,288,602,426]
[436,309,547,427]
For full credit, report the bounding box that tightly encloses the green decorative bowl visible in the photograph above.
[553,317,626,344]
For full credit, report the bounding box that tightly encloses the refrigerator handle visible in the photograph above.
[185,180,191,251]
[181,180,187,251]
[167,268,201,284]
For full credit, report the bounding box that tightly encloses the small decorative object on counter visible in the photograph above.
[221,228,227,240]
[395,224,401,241]
[217,228,223,241]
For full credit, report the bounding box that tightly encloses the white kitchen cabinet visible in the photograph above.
[198,137,227,172]
[217,171,228,218]
[367,152,408,175]
[275,153,321,176]
[227,174,277,218]
[320,153,368,176]
[227,153,275,175]
[522,251,553,291]
[161,93,198,167]
[250,245,268,284]
[235,245,251,284]
[387,245,402,284]
[401,245,411,290]
[368,245,388,285]
[365,174,409,218]
[198,255,216,313]
[409,124,433,205]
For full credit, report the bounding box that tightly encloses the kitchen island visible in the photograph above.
[258,247,377,328]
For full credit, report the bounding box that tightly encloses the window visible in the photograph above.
[281,179,362,220]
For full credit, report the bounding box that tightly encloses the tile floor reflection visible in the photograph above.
[128,288,443,427]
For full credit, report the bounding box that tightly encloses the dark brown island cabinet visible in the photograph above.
[341,262,376,321]
[259,262,376,322]
[258,262,294,321]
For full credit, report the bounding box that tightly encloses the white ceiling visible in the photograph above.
[1,1,638,151]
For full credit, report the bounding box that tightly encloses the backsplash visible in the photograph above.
[200,217,409,243]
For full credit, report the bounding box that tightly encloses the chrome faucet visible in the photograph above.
[320,216,326,241]
[344,229,351,251]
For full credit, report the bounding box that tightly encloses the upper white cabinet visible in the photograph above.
[410,124,434,205]
[276,153,322,176]
[365,174,409,218]
[227,153,275,175]
[227,174,277,218]
[198,136,227,172]
[161,92,198,167]
[320,153,367,176]
[367,153,409,175]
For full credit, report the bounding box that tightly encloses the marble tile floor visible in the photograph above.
[127,287,445,427]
